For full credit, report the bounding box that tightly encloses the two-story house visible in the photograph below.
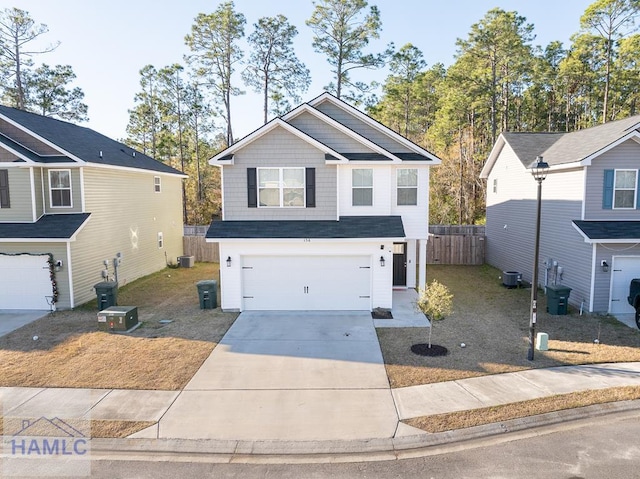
[480,115,640,319]
[206,93,441,311]
[0,106,185,310]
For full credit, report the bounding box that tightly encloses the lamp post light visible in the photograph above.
[528,156,550,361]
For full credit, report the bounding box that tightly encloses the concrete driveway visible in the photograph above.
[158,311,401,441]
[0,310,49,337]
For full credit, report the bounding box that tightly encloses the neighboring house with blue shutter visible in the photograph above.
[0,106,185,311]
[480,114,640,316]
[206,93,441,311]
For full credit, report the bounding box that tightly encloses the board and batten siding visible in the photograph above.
[313,101,414,154]
[70,167,183,307]
[288,112,377,153]
[0,167,34,221]
[0,242,70,309]
[219,240,392,311]
[485,144,593,309]
[221,126,337,220]
[583,139,640,220]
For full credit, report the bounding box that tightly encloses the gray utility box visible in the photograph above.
[178,255,195,268]
[196,280,217,309]
[98,306,138,332]
[94,281,118,310]
[546,285,572,315]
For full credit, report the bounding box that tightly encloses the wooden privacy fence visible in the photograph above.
[183,224,486,265]
[183,236,219,263]
[427,225,486,265]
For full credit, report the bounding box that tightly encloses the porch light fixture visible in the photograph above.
[226,256,232,267]
[380,256,386,267]
[527,155,550,361]
[601,260,609,273]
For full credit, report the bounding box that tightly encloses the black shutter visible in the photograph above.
[305,167,315,208]
[247,168,257,208]
[0,169,9,208]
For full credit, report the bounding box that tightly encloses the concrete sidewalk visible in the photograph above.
[2,362,639,444]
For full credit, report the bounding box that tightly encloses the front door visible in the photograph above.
[393,243,407,287]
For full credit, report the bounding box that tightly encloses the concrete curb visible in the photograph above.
[89,399,640,463]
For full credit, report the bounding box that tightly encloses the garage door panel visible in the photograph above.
[609,256,640,314]
[0,254,52,310]
[242,256,371,311]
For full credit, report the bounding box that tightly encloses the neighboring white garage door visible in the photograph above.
[242,255,371,310]
[609,256,640,314]
[0,254,53,310]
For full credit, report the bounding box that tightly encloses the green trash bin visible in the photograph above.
[94,281,118,311]
[196,280,217,309]
[546,284,572,315]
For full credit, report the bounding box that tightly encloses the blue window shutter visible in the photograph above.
[636,171,640,209]
[305,168,315,208]
[247,168,257,208]
[603,169,614,210]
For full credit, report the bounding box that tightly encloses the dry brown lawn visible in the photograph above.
[378,264,640,388]
[0,263,238,390]
[405,386,640,433]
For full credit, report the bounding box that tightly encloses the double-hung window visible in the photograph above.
[258,168,304,207]
[352,169,373,206]
[614,170,637,209]
[397,169,418,205]
[49,169,72,208]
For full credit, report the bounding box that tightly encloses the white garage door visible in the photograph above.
[242,255,371,310]
[0,254,53,310]
[609,256,640,314]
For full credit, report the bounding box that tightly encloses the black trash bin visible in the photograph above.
[196,280,217,309]
[94,281,118,311]
[546,284,572,315]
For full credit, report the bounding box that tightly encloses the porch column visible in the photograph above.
[418,238,428,288]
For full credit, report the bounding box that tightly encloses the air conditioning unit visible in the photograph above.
[178,255,194,268]
[503,271,522,288]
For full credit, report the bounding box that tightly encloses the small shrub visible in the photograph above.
[416,280,453,321]
[416,280,454,349]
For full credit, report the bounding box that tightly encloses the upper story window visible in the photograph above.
[49,169,72,208]
[397,168,418,206]
[493,178,498,194]
[614,170,637,209]
[258,167,304,207]
[0,169,10,208]
[154,176,161,193]
[352,169,373,206]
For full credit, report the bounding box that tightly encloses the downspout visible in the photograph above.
[66,241,75,308]
[589,243,597,313]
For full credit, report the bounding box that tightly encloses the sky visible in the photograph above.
[6,0,595,141]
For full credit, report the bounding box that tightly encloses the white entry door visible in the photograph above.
[241,255,371,310]
[609,256,640,314]
[0,254,53,310]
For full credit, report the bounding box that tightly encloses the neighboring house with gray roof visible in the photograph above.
[480,115,640,318]
[0,105,186,310]
[207,93,441,311]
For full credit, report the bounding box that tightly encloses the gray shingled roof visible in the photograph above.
[0,106,182,175]
[573,220,640,241]
[0,213,91,239]
[503,115,640,168]
[206,216,405,239]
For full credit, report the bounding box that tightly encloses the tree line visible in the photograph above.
[1,0,639,225]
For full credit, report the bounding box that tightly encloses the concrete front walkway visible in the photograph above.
[154,311,400,441]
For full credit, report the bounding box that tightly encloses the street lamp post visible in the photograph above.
[528,156,550,361]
